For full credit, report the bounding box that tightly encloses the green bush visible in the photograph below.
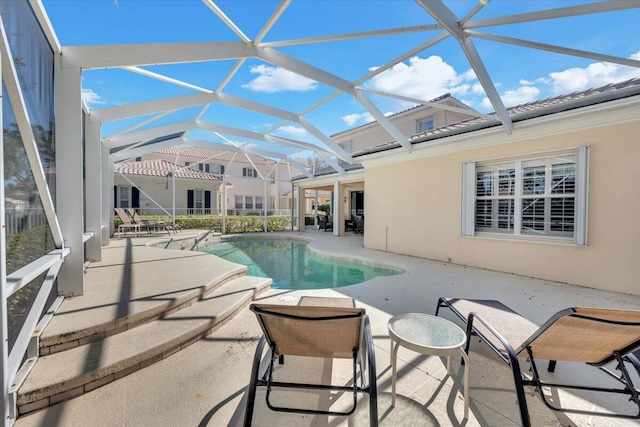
[129,214,292,233]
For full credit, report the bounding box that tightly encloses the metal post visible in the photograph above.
[222,175,226,234]
[101,145,111,245]
[54,63,84,296]
[0,49,13,427]
[172,169,176,226]
[263,176,268,232]
[85,117,102,261]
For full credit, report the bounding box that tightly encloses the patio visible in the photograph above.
[13,230,640,426]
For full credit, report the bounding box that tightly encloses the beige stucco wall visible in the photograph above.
[143,152,293,211]
[114,175,221,214]
[363,119,640,296]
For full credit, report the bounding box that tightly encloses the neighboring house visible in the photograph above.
[295,78,640,296]
[332,93,477,155]
[113,146,293,215]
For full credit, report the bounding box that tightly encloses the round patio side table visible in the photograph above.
[388,313,469,419]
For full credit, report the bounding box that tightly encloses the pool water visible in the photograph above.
[200,238,401,290]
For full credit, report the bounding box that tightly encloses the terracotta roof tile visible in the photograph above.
[114,159,222,181]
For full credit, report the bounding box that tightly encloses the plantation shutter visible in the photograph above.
[574,146,589,246]
[187,189,194,214]
[460,162,475,236]
[132,187,140,209]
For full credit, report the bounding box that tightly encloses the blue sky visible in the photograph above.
[43,1,640,155]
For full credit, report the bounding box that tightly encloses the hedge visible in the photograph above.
[116,214,293,233]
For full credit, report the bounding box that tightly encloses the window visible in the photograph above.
[118,186,131,208]
[235,196,243,209]
[461,147,588,245]
[185,161,190,167]
[243,167,257,178]
[210,164,225,175]
[340,140,352,153]
[256,196,263,210]
[187,189,211,214]
[245,196,254,210]
[417,116,435,133]
[194,189,204,212]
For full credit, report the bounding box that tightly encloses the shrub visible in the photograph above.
[131,214,292,233]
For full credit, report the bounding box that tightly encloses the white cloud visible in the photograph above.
[342,112,373,126]
[242,65,317,93]
[82,88,105,105]
[481,85,540,109]
[366,55,477,100]
[278,125,308,137]
[549,50,640,93]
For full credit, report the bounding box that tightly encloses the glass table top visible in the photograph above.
[388,313,466,350]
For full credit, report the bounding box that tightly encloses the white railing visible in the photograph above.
[4,208,48,235]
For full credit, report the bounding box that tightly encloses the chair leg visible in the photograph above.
[364,317,378,426]
[508,351,532,427]
[244,335,266,427]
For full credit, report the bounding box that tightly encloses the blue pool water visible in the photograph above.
[200,238,401,290]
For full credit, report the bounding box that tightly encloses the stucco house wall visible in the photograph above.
[361,103,640,296]
[142,148,293,212]
[113,174,221,214]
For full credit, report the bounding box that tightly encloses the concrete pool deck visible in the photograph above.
[15,229,640,426]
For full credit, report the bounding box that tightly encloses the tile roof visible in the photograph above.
[355,78,640,157]
[114,159,222,181]
[154,146,276,166]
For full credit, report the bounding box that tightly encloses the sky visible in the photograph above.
[42,0,640,157]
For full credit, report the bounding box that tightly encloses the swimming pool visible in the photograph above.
[200,237,401,290]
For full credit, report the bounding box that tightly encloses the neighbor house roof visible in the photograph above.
[114,159,222,181]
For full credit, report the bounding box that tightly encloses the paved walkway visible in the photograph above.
[15,230,640,426]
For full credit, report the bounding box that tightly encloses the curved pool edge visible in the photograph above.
[217,232,407,275]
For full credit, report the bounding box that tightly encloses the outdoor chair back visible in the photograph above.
[436,297,640,426]
[244,302,378,426]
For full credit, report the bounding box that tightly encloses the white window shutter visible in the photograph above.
[461,162,476,236]
[574,146,589,245]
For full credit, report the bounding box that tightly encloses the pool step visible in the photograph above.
[16,275,271,415]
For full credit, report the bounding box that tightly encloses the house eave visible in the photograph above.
[355,95,640,168]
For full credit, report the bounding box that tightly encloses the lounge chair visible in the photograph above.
[435,297,640,426]
[244,300,378,426]
[126,208,176,234]
[114,208,140,237]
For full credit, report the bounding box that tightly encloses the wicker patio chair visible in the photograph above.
[244,302,378,426]
[436,297,640,426]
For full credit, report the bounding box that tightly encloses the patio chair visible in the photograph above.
[317,215,333,232]
[435,297,640,426]
[244,302,378,426]
[126,208,175,234]
[113,208,140,237]
[353,216,364,236]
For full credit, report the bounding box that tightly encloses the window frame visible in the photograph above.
[118,186,131,208]
[416,115,436,133]
[461,147,589,245]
